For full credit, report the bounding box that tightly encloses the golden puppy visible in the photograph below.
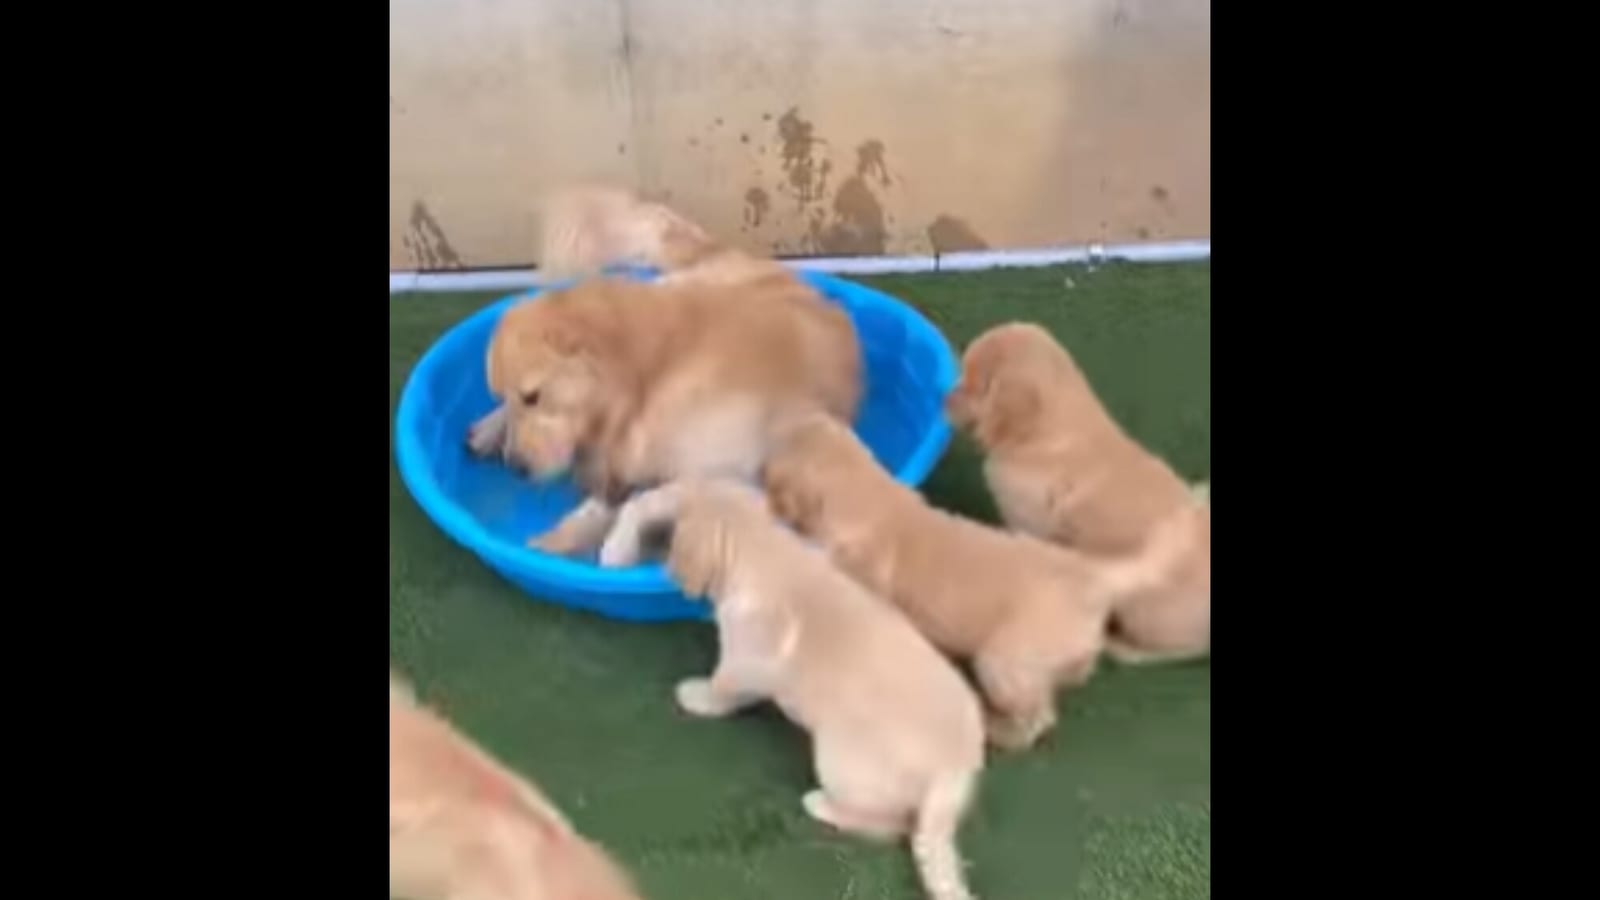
[761,416,1139,751]
[467,186,862,555]
[534,183,753,284]
[598,479,984,900]
[388,670,642,900]
[945,322,1210,664]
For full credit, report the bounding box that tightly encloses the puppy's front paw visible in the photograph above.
[467,407,509,459]
[466,422,501,458]
[529,527,585,557]
[674,677,727,718]
[597,524,641,568]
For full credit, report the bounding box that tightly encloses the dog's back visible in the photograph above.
[538,182,862,431]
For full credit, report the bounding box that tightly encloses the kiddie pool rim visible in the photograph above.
[394,269,958,600]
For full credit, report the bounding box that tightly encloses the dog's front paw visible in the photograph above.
[466,423,500,458]
[674,677,727,717]
[597,522,641,568]
[466,407,508,459]
[528,527,585,556]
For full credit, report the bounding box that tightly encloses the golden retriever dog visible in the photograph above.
[597,479,984,900]
[944,322,1210,665]
[761,415,1142,752]
[466,185,862,555]
[389,670,642,900]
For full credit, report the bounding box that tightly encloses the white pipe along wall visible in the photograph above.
[388,239,1211,295]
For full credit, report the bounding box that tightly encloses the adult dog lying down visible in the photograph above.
[467,185,862,555]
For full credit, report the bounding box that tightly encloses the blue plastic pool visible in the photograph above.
[394,269,957,622]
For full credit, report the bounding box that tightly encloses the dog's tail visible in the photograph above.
[537,184,723,280]
[911,768,979,900]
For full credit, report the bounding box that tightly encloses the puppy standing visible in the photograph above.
[468,185,862,556]
[761,416,1139,751]
[599,480,985,900]
[945,322,1210,664]
[389,671,643,900]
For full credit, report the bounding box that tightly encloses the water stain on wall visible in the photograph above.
[809,175,887,255]
[926,215,989,253]
[776,107,830,206]
[404,201,465,270]
[743,187,770,227]
[856,139,892,187]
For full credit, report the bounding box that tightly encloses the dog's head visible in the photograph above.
[947,322,1087,449]
[761,415,875,537]
[485,294,618,480]
[665,484,764,600]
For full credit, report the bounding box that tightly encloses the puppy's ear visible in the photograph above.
[486,330,509,398]
[979,376,1041,447]
[763,462,820,532]
[668,513,722,599]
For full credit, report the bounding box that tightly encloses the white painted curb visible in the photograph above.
[389,238,1210,295]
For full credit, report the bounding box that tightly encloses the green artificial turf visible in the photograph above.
[389,261,1210,900]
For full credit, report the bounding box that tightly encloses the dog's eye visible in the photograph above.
[520,389,541,406]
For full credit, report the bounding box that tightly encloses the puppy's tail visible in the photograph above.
[537,184,722,280]
[911,768,979,900]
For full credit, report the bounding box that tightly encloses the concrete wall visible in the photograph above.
[390,0,1209,271]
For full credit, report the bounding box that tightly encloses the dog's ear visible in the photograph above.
[762,459,821,533]
[979,375,1041,447]
[486,330,509,398]
[667,512,722,599]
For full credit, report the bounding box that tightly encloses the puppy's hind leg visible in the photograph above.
[974,649,1057,752]
[466,404,510,459]
[805,741,913,842]
[802,790,909,842]
[974,608,1100,751]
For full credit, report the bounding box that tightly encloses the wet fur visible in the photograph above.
[598,480,984,900]
[945,322,1210,664]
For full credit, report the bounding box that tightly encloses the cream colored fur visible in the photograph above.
[388,670,642,900]
[599,480,985,900]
